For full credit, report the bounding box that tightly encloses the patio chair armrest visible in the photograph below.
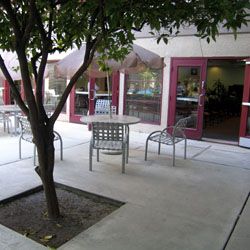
[147,130,163,139]
[173,128,187,139]
[162,126,175,132]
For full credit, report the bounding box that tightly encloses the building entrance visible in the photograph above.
[202,59,245,143]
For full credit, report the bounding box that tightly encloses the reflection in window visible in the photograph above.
[95,76,112,101]
[175,66,200,128]
[75,75,89,115]
[125,69,162,123]
[45,63,66,112]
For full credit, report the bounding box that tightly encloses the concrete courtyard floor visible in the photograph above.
[0,121,250,250]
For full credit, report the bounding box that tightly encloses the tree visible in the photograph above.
[0,0,249,219]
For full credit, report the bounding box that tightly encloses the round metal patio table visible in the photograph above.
[80,114,141,125]
[0,105,22,135]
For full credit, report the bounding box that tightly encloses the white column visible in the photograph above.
[119,73,125,115]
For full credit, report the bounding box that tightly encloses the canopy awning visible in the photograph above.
[55,44,164,79]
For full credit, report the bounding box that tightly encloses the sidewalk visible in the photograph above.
[0,121,250,250]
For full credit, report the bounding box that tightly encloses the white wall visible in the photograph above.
[49,33,250,133]
[135,33,250,58]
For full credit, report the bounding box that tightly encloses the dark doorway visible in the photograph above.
[203,59,245,143]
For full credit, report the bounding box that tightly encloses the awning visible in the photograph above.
[55,44,164,79]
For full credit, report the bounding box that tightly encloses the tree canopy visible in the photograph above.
[0,2,249,99]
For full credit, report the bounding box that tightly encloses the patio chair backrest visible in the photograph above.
[18,115,63,165]
[95,99,116,115]
[172,116,190,138]
[92,122,124,143]
[95,99,110,114]
[90,122,128,173]
[18,116,33,141]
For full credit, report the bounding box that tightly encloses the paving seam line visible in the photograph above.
[222,191,250,250]
[190,145,212,159]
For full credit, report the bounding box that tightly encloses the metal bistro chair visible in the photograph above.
[95,99,116,115]
[0,112,12,133]
[18,116,63,165]
[145,116,191,166]
[89,122,128,173]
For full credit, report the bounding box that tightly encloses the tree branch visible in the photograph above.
[30,0,48,44]
[31,1,55,120]
[31,54,40,80]
[22,1,36,45]
[50,35,102,124]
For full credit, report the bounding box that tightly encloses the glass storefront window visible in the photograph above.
[175,66,200,128]
[74,75,89,115]
[95,76,112,100]
[125,69,162,123]
[45,63,67,112]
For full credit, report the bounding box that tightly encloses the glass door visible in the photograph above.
[168,58,207,139]
[70,75,89,123]
[69,73,119,122]
[239,60,250,147]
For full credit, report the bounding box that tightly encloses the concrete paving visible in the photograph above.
[0,121,250,250]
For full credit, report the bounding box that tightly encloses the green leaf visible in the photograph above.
[40,234,55,243]
[163,37,168,45]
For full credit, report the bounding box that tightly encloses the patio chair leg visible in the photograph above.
[60,137,63,160]
[33,145,36,166]
[184,138,187,159]
[54,131,63,161]
[126,143,129,163]
[89,144,93,171]
[97,149,99,162]
[122,145,125,173]
[126,125,130,159]
[158,141,161,155]
[6,118,9,133]
[8,118,13,135]
[145,139,149,161]
[19,136,22,159]
[172,143,175,166]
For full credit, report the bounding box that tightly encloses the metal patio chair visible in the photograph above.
[18,116,63,165]
[89,122,128,173]
[95,99,116,115]
[0,112,12,133]
[145,116,191,166]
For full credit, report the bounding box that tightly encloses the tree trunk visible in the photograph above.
[35,125,60,219]
[41,171,60,219]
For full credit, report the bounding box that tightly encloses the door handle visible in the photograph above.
[201,80,205,89]
[242,102,250,106]
[89,89,95,101]
[198,94,204,107]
